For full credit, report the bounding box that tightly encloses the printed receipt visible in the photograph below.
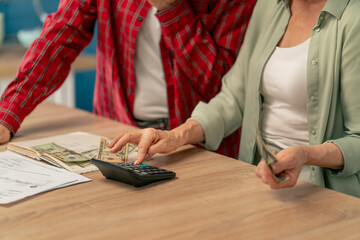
[0,151,91,204]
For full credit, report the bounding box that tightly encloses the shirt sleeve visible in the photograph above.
[156,0,255,101]
[0,0,97,134]
[327,15,360,178]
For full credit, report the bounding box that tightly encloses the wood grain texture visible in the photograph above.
[1,102,359,240]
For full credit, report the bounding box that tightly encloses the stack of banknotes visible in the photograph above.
[255,124,287,182]
[96,138,138,164]
[30,138,138,169]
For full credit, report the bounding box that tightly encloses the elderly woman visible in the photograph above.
[109,0,360,197]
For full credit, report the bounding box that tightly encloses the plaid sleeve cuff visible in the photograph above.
[0,102,25,135]
[156,0,196,37]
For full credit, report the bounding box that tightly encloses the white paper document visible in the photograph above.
[0,151,91,204]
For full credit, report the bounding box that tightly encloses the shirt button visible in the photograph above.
[311,129,317,135]
[311,166,316,171]
[311,59,318,66]
[137,16,143,21]
[128,88,133,94]
[310,96,317,102]
[314,27,320,32]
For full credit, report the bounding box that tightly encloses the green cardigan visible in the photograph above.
[191,0,360,197]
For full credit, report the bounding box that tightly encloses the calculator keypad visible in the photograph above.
[117,163,174,176]
[92,158,176,187]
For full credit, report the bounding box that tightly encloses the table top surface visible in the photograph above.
[1,102,360,240]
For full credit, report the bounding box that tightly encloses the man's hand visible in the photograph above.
[147,0,178,11]
[0,125,11,144]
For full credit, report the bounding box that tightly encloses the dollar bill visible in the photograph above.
[255,124,287,182]
[76,161,92,168]
[31,143,91,163]
[81,148,98,159]
[96,138,129,163]
[126,143,138,163]
[77,148,99,167]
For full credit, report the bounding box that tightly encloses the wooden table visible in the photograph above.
[1,102,360,240]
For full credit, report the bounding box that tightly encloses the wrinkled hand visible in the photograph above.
[0,124,11,144]
[147,0,178,11]
[255,145,308,189]
[108,128,182,165]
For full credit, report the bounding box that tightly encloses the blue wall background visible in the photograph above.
[0,0,96,112]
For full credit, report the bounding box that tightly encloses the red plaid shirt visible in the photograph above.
[0,0,255,158]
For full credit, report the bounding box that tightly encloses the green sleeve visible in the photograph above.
[329,12,360,177]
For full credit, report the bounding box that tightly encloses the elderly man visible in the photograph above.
[0,0,255,158]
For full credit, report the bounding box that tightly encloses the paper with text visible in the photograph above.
[0,151,91,204]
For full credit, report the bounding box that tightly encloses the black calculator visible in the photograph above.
[91,159,176,187]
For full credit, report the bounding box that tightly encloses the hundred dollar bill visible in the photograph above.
[255,124,287,182]
[31,143,91,163]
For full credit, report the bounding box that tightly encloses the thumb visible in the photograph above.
[270,161,286,175]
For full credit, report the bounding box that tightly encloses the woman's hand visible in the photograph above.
[108,120,205,165]
[0,125,11,144]
[255,143,344,189]
[255,146,308,189]
[108,128,182,165]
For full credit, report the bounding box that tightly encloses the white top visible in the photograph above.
[261,39,311,181]
[261,38,310,149]
[133,7,168,120]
